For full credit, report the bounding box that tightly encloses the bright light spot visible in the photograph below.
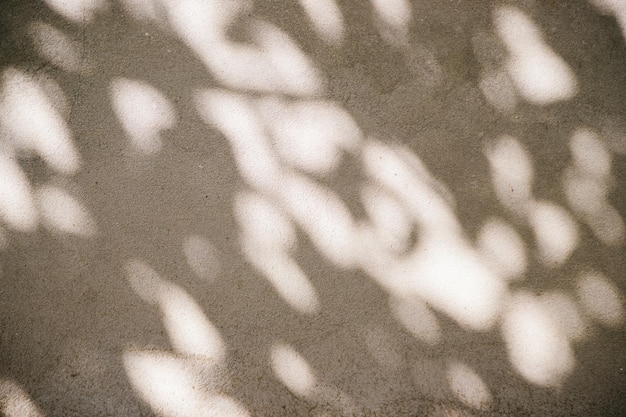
[43,0,108,24]
[361,184,413,254]
[125,259,164,303]
[183,235,221,280]
[297,0,344,45]
[194,89,283,192]
[477,217,527,280]
[527,201,578,267]
[390,295,441,345]
[277,175,357,268]
[0,378,45,417]
[236,191,319,314]
[370,0,412,44]
[0,151,38,232]
[484,135,533,212]
[563,171,624,246]
[165,1,321,95]
[502,292,575,387]
[235,191,295,250]
[365,326,403,370]
[125,259,226,358]
[119,0,164,22]
[257,97,361,176]
[110,78,176,155]
[412,238,505,331]
[362,141,457,232]
[159,284,226,359]
[570,128,611,179]
[493,6,578,105]
[479,68,518,112]
[590,0,626,40]
[29,22,90,73]
[271,343,316,397]
[577,272,624,328]
[0,69,80,174]
[539,291,588,342]
[123,350,250,417]
[446,361,492,410]
[35,184,97,237]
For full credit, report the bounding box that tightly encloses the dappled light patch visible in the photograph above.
[43,0,109,24]
[477,217,527,281]
[236,191,320,314]
[256,97,362,176]
[577,271,625,328]
[183,235,221,281]
[564,128,624,246]
[296,0,344,45]
[125,259,226,359]
[195,89,285,193]
[0,68,80,175]
[119,0,166,23]
[164,0,321,95]
[0,151,38,232]
[484,135,533,214]
[539,291,588,342]
[390,295,442,346]
[446,361,492,411]
[493,5,578,105]
[361,184,414,255]
[478,68,518,113]
[370,0,412,45]
[123,350,250,417]
[110,78,176,156]
[35,183,97,237]
[29,22,91,74]
[527,201,579,267]
[590,0,626,40]
[0,378,45,417]
[271,342,317,398]
[502,292,575,387]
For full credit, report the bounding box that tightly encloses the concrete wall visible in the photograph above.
[0,1,625,416]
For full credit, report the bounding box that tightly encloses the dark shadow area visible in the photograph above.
[0,1,625,416]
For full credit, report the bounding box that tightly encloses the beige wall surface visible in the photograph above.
[0,1,624,416]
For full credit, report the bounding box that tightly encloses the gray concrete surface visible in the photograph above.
[0,0,625,416]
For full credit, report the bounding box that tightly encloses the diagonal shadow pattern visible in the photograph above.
[0,0,625,416]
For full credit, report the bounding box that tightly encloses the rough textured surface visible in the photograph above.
[0,1,625,416]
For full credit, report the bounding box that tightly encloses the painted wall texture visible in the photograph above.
[0,0,625,416]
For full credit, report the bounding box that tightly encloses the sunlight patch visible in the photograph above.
[0,378,45,417]
[110,78,176,155]
[0,152,38,232]
[446,361,492,410]
[371,0,412,44]
[271,343,316,397]
[527,201,578,267]
[257,97,361,176]
[390,295,442,345]
[477,217,527,280]
[502,292,575,387]
[125,259,226,359]
[236,191,319,314]
[123,350,250,417]
[0,68,80,174]
[183,235,221,281]
[484,135,533,213]
[297,0,344,45]
[43,0,108,24]
[29,22,90,73]
[577,272,624,328]
[35,184,97,237]
[493,6,578,105]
